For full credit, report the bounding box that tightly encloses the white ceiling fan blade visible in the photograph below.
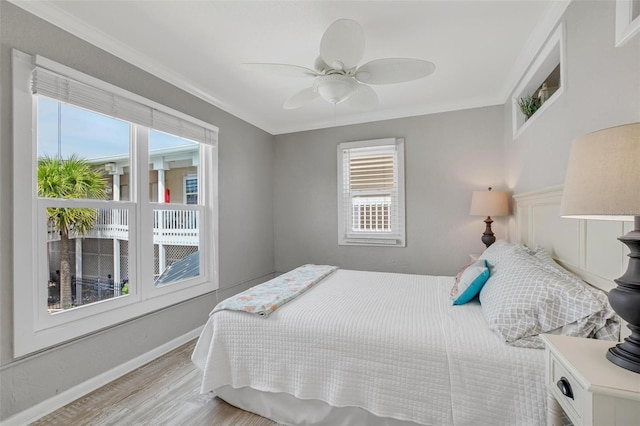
[242,63,319,78]
[355,58,436,85]
[283,87,319,109]
[343,84,378,110]
[320,19,365,70]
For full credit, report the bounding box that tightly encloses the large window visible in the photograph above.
[337,138,405,246]
[12,50,219,356]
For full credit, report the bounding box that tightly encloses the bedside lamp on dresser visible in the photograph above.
[544,123,640,426]
[560,123,640,374]
[469,187,509,248]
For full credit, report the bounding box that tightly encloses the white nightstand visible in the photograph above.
[541,334,640,426]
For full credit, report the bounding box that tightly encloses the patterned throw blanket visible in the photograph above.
[211,264,338,317]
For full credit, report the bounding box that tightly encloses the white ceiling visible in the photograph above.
[12,1,569,135]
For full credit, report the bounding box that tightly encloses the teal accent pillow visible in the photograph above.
[450,259,490,305]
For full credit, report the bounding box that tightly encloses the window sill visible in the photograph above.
[340,236,405,247]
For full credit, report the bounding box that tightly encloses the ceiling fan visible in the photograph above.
[244,19,436,111]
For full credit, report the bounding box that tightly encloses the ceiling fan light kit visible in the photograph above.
[245,18,435,111]
[314,74,358,104]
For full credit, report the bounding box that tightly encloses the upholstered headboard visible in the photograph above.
[514,185,632,340]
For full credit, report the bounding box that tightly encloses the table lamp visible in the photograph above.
[560,122,640,374]
[470,187,509,248]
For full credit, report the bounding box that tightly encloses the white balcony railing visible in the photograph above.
[47,209,198,246]
[92,209,129,240]
[153,209,199,245]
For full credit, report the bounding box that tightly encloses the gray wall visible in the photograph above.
[0,2,275,420]
[274,106,507,277]
[504,0,640,194]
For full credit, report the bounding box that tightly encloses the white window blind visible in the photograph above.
[31,67,218,146]
[338,138,405,246]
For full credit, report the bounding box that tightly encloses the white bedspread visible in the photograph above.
[192,269,546,425]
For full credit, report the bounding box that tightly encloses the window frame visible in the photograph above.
[337,137,406,247]
[12,49,219,357]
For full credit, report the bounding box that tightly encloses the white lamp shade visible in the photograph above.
[560,123,640,221]
[470,189,509,217]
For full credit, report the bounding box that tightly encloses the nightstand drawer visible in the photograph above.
[549,353,586,424]
[543,335,640,426]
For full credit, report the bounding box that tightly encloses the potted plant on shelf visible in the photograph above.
[518,94,541,120]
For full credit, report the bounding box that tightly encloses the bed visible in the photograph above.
[192,187,622,425]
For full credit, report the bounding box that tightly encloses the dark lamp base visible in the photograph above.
[607,331,640,373]
[481,216,496,248]
[606,218,640,374]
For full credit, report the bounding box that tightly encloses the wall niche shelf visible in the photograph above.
[512,22,566,139]
[616,0,640,46]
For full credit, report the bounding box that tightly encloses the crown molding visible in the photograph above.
[7,0,276,134]
[9,0,563,137]
[272,96,506,135]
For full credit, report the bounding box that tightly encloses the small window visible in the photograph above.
[184,175,198,205]
[337,138,405,247]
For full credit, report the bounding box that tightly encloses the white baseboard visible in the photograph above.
[2,326,203,426]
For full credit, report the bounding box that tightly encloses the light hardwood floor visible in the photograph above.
[32,340,279,426]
